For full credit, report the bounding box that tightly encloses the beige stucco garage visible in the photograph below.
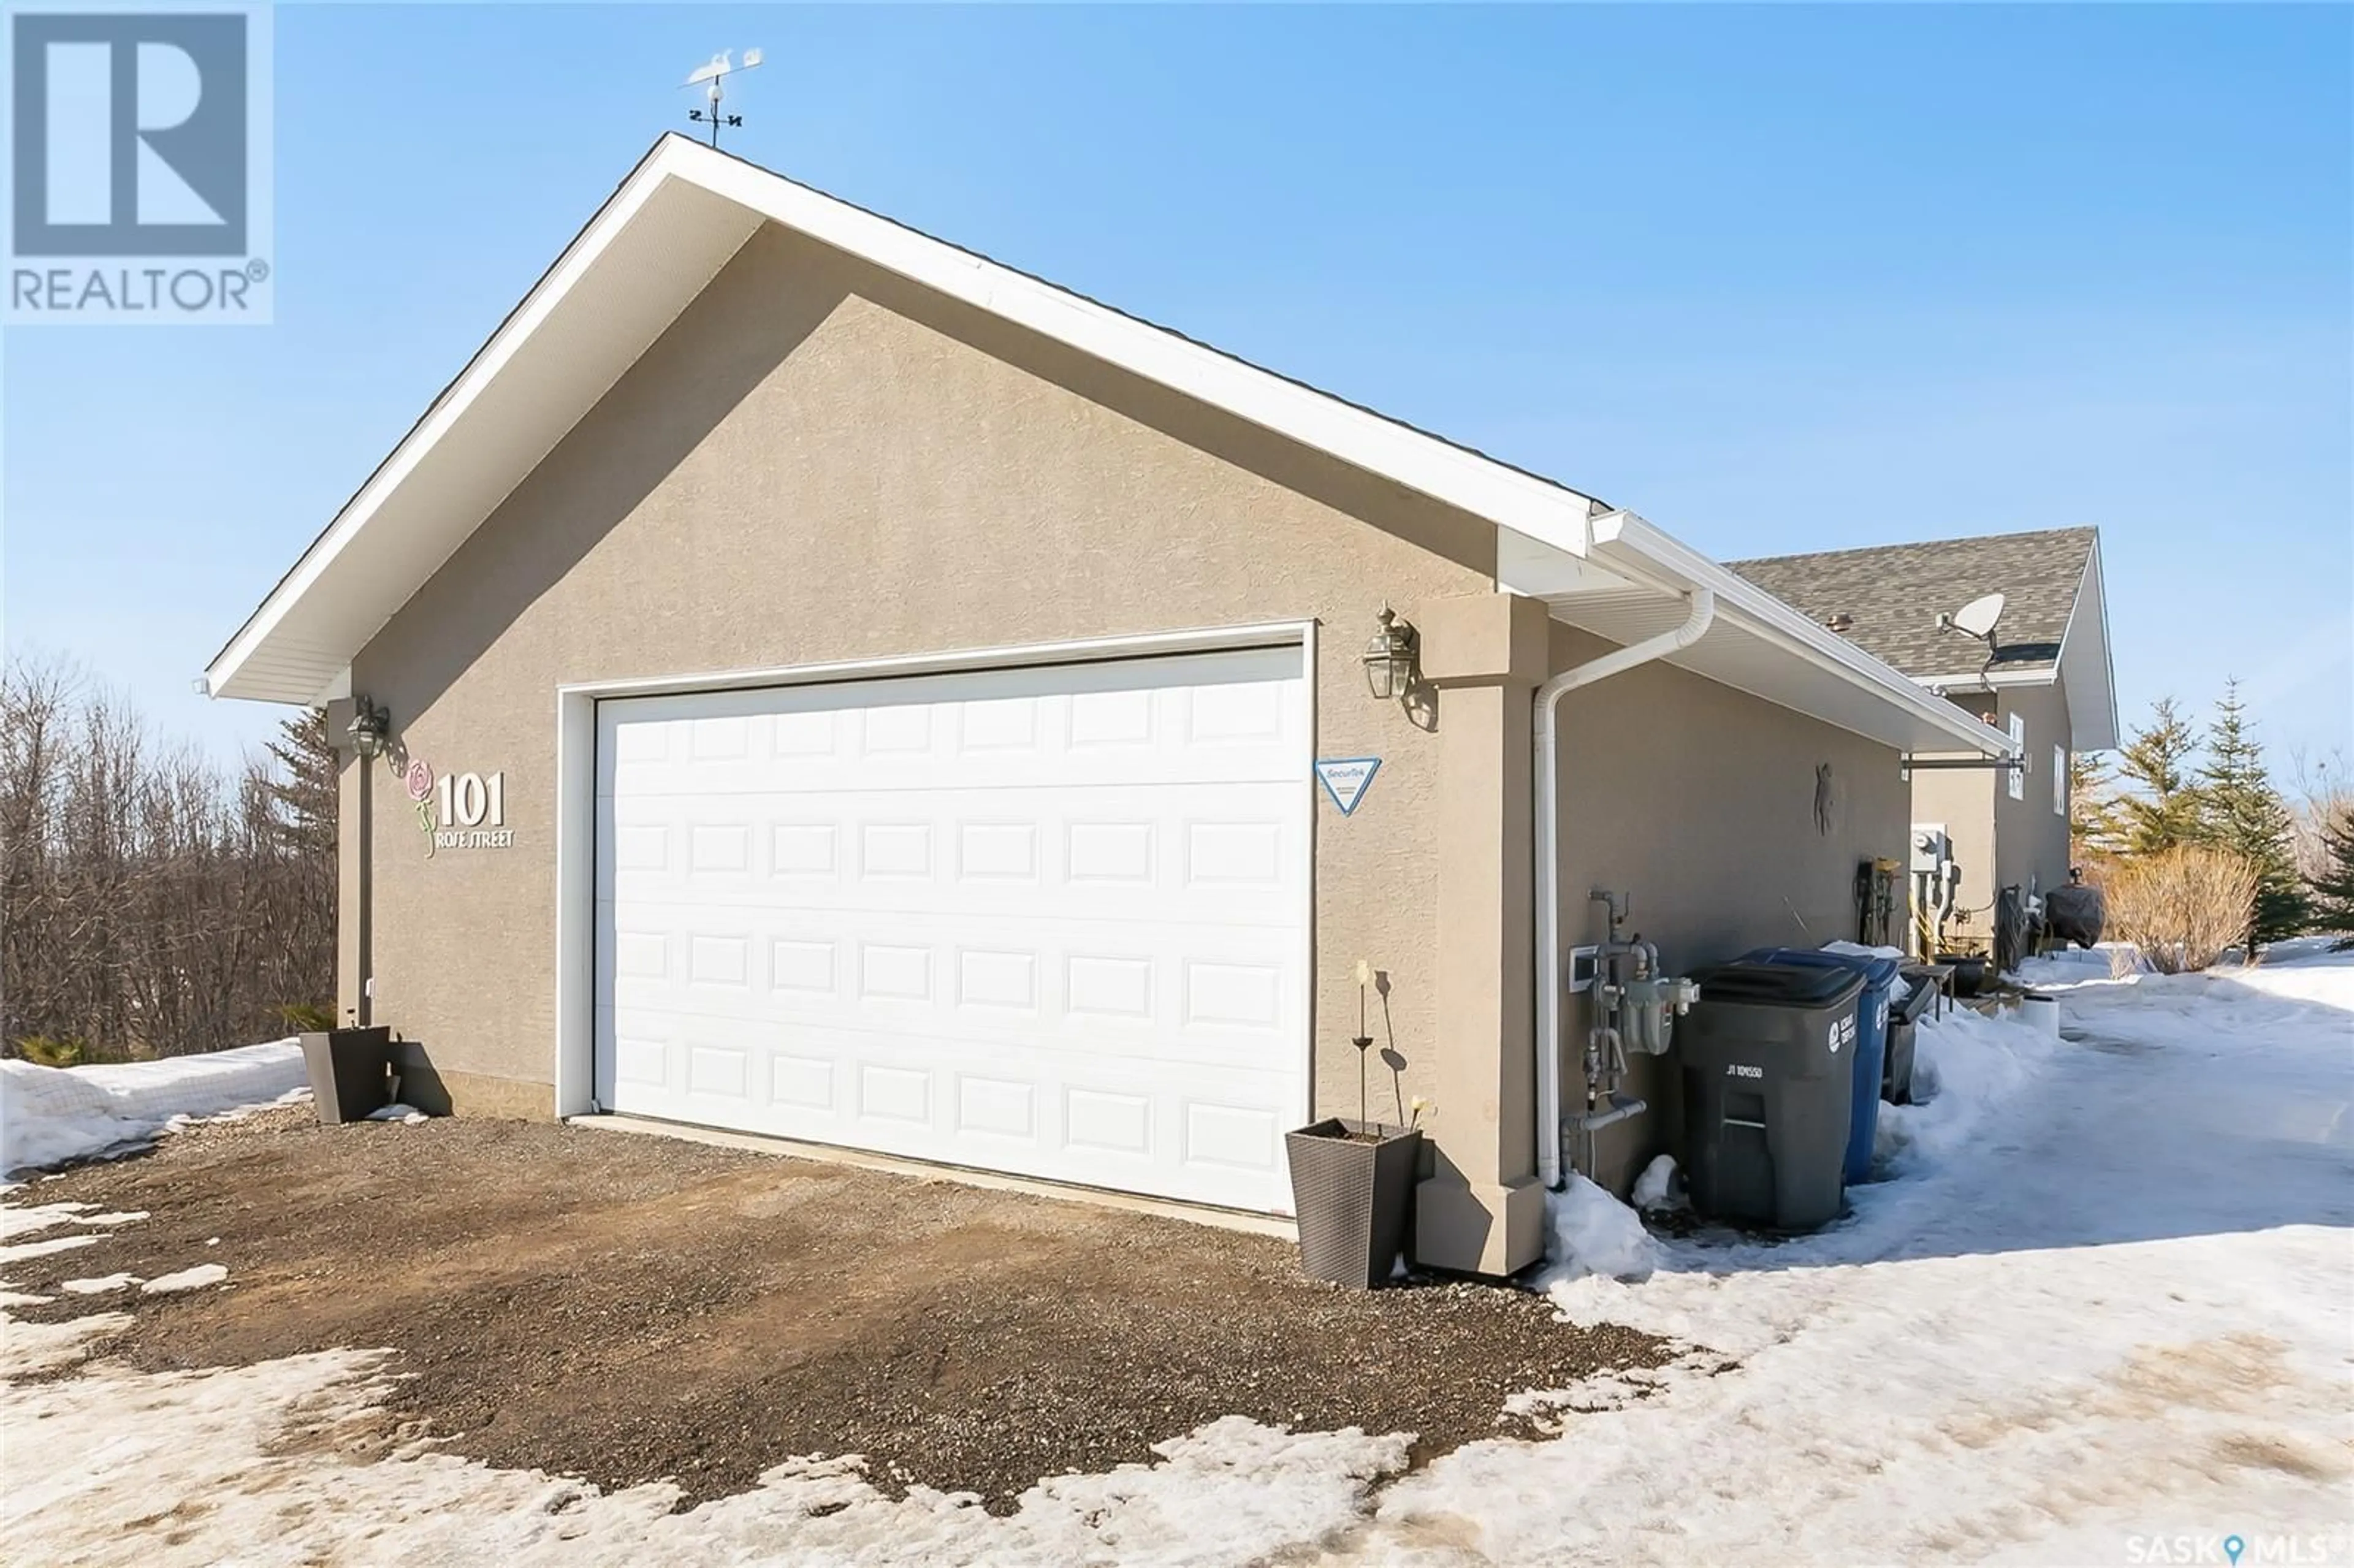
[204,135,2009,1276]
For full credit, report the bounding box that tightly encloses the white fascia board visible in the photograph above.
[1590,512,2014,758]
[2060,538,2119,750]
[1913,668,2061,691]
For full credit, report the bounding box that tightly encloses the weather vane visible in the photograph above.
[684,48,763,149]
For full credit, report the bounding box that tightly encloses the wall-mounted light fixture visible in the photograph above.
[1361,604,1417,702]
[349,698,390,760]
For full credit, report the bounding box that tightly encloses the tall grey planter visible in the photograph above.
[299,1027,393,1125]
[1284,1119,1422,1288]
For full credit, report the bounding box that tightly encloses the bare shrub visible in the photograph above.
[2102,847,2261,974]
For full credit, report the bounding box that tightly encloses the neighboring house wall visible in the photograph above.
[1914,681,2073,945]
[1990,681,2073,899]
[1547,623,1911,1195]
[1911,760,1996,944]
[338,221,1504,1152]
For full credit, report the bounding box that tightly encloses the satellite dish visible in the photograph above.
[1942,592,2005,642]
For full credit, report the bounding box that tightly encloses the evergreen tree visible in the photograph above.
[2309,799,2354,935]
[243,707,337,1021]
[2195,680,2308,955]
[2068,751,2127,860]
[259,707,337,860]
[2116,697,2204,856]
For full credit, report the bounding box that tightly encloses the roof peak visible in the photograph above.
[1729,524,2097,571]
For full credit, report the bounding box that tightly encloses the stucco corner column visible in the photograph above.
[1409,590,1552,1277]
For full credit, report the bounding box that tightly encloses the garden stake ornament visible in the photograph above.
[1352,958,1374,1128]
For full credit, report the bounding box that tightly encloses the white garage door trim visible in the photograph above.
[552,621,1317,1212]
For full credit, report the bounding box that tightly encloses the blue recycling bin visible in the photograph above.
[1739,947,1902,1184]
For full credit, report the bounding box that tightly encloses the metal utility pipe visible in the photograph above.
[1579,1095,1648,1134]
[1533,588,1715,1189]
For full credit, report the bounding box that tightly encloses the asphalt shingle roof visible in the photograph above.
[1728,527,2097,679]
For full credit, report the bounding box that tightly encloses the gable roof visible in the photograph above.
[1730,527,2117,748]
[200,134,2006,760]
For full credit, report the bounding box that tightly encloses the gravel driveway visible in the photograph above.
[10,1111,1669,1511]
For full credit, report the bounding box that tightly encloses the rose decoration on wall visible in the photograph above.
[405,758,438,856]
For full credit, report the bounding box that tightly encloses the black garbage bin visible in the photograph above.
[1884,975,1938,1106]
[1678,961,1865,1231]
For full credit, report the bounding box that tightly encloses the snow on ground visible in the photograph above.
[1536,1173,1662,1287]
[3,953,2348,1565]
[0,1040,308,1175]
[138,1263,227,1296]
[3,1341,1409,1567]
[366,1102,432,1125]
[1368,948,2354,1565]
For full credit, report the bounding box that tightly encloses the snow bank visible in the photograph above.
[1534,1174,1659,1287]
[1873,1000,2060,1176]
[0,1040,307,1175]
[2016,942,2148,986]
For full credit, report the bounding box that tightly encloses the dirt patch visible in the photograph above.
[9,1114,1674,1510]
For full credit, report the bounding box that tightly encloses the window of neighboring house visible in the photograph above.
[2054,745,2067,817]
[2008,713,2025,801]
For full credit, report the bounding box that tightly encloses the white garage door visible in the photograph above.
[593,645,1310,1212]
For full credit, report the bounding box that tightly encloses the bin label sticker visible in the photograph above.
[1829,1014,1855,1055]
[1726,1064,1762,1079]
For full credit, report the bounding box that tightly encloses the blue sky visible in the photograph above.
[6,4,2348,772]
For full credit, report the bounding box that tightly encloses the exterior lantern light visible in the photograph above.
[1361,604,1417,702]
[349,698,390,760]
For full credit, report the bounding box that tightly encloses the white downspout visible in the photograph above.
[1533,587,1715,1189]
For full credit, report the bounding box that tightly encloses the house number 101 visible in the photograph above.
[433,771,513,850]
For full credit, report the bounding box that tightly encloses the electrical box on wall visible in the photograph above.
[1566,945,1601,995]
[1911,824,1951,875]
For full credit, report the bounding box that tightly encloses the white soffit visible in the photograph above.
[203,135,2008,759]
[1527,512,2010,756]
